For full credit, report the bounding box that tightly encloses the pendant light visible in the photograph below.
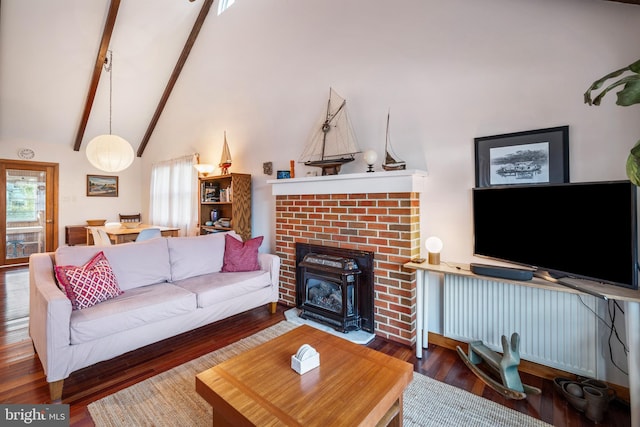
[86,50,134,172]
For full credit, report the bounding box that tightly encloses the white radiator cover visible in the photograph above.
[443,275,599,377]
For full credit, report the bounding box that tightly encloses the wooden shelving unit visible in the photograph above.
[198,173,252,241]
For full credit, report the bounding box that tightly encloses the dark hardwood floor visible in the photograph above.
[0,265,631,426]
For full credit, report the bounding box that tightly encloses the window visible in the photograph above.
[6,170,45,223]
[149,155,199,236]
[217,0,235,15]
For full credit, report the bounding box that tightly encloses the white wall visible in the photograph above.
[141,0,640,257]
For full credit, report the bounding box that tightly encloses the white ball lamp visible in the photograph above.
[363,149,378,173]
[85,50,134,173]
[425,236,443,265]
[86,135,134,172]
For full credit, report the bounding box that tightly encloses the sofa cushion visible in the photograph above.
[55,237,171,291]
[69,283,197,345]
[167,231,233,281]
[222,234,263,272]
[173,270,272,308]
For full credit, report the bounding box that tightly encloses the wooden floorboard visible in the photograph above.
[0,265,631,426]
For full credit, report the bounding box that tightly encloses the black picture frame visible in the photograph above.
[474,126,569,188]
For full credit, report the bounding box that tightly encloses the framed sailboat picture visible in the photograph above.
[474,126,569,188]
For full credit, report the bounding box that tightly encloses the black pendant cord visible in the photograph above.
[104,50,113,135]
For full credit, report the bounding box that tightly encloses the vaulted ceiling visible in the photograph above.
[71,0,214,157]
[1,0,208,157]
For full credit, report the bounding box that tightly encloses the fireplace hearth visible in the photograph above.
[296,243,374,333]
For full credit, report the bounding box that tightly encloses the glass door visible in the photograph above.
[1,160,58,266]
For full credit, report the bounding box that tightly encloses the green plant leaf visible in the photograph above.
[629,59,640,73]
[584,66,629,105]
[616,77,640,106]
[586,60,640,186]
[627,140,640,186]
[591,75,639,105]
[627,156,640,187]
[630,139,640,158]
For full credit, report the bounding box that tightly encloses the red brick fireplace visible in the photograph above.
[269,170,427,346]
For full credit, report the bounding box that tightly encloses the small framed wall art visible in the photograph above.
[87,175,119,197]
[474,126,569,188]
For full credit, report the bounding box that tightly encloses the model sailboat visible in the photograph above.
[382,110,406,171]
[299,88,361,175]
[219,131,232,175]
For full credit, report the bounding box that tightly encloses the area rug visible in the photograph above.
[88,321,551,427]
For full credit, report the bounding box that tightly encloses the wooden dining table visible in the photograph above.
[86,224,180,245]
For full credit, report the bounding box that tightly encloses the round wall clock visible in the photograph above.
[17,148,35,159]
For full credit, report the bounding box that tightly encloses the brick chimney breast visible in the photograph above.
[269,170,428,346]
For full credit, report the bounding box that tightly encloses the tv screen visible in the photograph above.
[473,181,638,290]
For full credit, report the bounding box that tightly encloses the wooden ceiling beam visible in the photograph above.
[73,0,121,152]
[136,0,214,157]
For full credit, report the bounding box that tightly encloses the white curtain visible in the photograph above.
[149,154,199,236]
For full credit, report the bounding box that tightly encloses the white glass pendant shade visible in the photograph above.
[86,135,134,172]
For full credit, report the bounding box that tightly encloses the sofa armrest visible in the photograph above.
[258,253,281,298]
[29,253,73,381]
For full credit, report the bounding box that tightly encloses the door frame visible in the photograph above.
[1,159,59,266]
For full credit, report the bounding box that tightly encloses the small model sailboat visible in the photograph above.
[299,88,361,176]
[382,110,406,171]
[219,131,232,175]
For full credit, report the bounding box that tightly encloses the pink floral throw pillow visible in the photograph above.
[221,234,263,272]
[54,251,123,310]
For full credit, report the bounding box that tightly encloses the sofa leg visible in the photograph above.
[268,302,277,314]
[49,380,64,403]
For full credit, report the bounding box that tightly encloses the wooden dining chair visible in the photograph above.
[119,213,141,223]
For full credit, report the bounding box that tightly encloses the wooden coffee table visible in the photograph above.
[196,324,413,426]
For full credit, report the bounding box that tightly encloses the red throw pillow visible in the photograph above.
[221,234,263,272]
[54,251,123,310]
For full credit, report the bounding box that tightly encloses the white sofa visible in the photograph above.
[28,231,280,402]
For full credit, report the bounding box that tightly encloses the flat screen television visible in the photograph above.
[472,180,638,290]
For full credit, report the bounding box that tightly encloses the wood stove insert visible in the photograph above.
[296,243,374,333]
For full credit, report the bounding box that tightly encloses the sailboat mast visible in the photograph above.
[320,88,346,160]
[320,91,332,161]
[385,110,390,153]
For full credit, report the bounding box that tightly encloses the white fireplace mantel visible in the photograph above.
[268,169,428,196]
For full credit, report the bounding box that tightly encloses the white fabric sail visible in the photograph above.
[219,131,232,174]
[382,110,406,170]
[299,88,360,175]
